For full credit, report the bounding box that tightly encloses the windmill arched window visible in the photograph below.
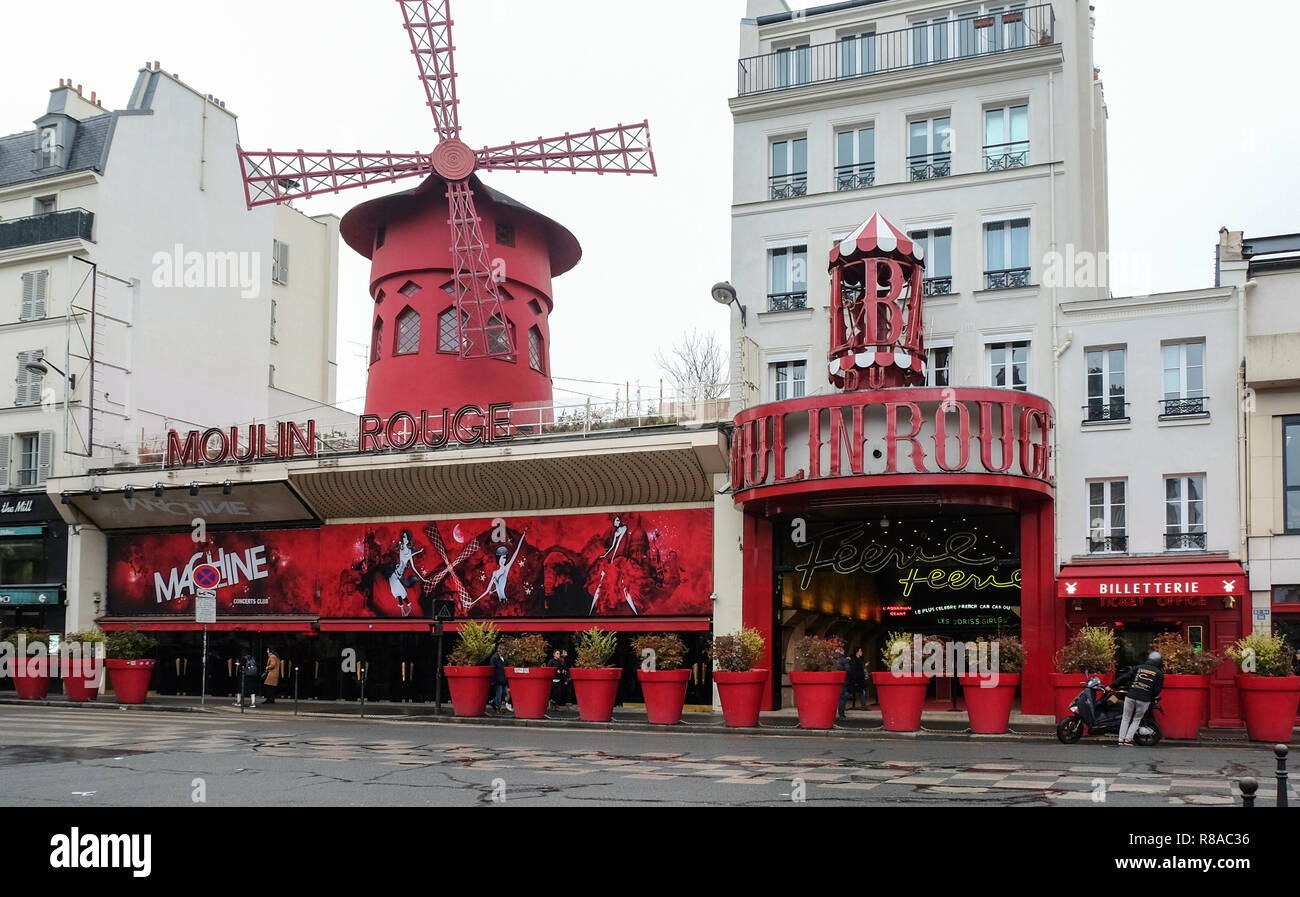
[395,307,421,355]
[487,313,514,357]
[528,326,544,373]
[371,318,383,365]
[438,306,469,354]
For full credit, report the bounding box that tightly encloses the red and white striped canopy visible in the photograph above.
[829,213,925,268]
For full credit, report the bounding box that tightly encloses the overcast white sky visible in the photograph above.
[2,0,1297,413]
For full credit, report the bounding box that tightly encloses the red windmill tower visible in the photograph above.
[237,1,656,421]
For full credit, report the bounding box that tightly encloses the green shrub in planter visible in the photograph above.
[3,627,50,648]
[498,633,550,667]
[790,635,837,672]
[1227,632,1294,677]
[630,633,687,671]
[105,630,157,661]
[447,621,498,666]
[712,628,766,673]
[574,627,619,669]
[1152,632,1222,675]
[1055,626,1116,674]
[965,635,1027,674]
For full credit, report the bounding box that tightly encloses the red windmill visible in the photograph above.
[237,1,657,419]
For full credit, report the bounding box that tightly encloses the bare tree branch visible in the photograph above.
[656,329,729,402]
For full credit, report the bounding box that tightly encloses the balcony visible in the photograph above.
[984,267,1032,290]
[737,4,1056,97]
[1165,532,1208,552]
[769,173,808,201]
[767,291,809,312]
[0,208,94,252]
[1088,536,1128,554]
[908,153,952,182]
[834,164,876,192]
[1083,401,1130,424]
[984,141,1030,171]
[1160,396,1209,419]
[922,276,953,297]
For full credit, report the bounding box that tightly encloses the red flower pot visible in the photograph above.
[106,658,155,705]
[714,669,768,728]
[790,670,845,730]
[637,669,691,725]
[444,666,492,717]
[504,666,555,719]
[872,671,930,732]
[61,656,103,702]
[958,673,1020,734]
[1158,674,1211,740]
[1235,675,1300,743]
[571,668,622,722]
[12,664,51,700]
[1049,672,1113,722]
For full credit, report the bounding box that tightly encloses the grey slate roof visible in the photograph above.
[0,113,113,189]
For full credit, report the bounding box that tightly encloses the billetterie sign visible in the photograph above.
[166,403,513,467]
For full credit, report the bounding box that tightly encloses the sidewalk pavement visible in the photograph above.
[0,692,1265,744]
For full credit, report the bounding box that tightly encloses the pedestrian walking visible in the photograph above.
[489,643,510,712]
[1114,652,1164,745]
[846,647,868,711]
[262,648,281,705]
[236,652,259,708]
[549,649,568,709]
[833,644,851,720]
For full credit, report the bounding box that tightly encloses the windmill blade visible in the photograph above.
[476,121,657,176]
[398,0,461,141]
[237,148,433,208]
[446,180,515,359]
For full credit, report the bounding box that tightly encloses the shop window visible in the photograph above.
[1282,417,1300,533]
[1273,585,1300,605]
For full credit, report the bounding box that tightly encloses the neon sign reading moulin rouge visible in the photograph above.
[166,403,513,467]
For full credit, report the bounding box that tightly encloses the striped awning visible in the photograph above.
[830,213,925,268]
[829,350,927,381]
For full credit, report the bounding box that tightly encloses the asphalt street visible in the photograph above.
[0,704,1291,807]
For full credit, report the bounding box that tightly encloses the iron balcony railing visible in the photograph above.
[908,153,952,181]
[984,141,1031,171]
[1088,536,1128,554]
[737,3,1056,97]
[1166,532,1208,551]
[769,174,808,200]
[768,291,809,312]
[834,164,876,192]
[984,267,1032,290]
[0,208,94,251]
[923,276,953,297]
[1084,400,1130,423]
[1160,396,1209,417]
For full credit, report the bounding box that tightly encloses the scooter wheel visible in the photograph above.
[1056,717,1083,744]
[1135,721,1162,747]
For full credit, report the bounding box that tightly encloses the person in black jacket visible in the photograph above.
[845,647,868,711]
[1116,652,1164,745]
[489,645,510,713]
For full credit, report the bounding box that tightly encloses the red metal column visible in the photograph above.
[1019,498,1058,715]
[741,512,776,710]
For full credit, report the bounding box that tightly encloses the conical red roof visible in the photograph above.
[829,212,924,268]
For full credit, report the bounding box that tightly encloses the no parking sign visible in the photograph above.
[193,564,221,590]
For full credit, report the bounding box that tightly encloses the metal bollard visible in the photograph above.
[1276,744,1290,809]
[360,668,367,719]
[1238,777,1257,808]
[294,666,299,717]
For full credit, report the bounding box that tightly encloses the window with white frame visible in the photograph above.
[834,127,875,191]
[1088,480,1127,553]
[911,5,1029,63]
[7,431,51,487]
[908,116,952,180]
[1161,340,1207,416]
[20,270,48,322]
[911,15,954,64]
[770,137,808,200]
[927,344,953,387]
[984,218,1031,289]
[768,246,808,311]
[272,240,289,286]
[909,228,953,295]
[773,43,811,88]
[34,196,56,215]
[770,359,807,402]
[37,127,58,168]
[1165,475,1206,550]
[1086,347,1127,422]
[15,350,44,406]
[984,104,1029,170]
[987,340,1028,391]
[839,32,877,77]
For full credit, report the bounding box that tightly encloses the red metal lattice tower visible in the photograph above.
[237,0,657,359]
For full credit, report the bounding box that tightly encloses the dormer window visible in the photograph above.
[38,126,59,168]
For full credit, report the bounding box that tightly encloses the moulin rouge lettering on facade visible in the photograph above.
[166,403,513,467]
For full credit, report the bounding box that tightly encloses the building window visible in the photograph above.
[1088,480,1127,553]
[984,218,1031,289]
[773,43,811,88]
[15,350,44,407]
[839,32,876,77]
[37,126,58,168]
[529,327,544,373]
[270,299,278,343]
[438,308,467,354]
[395,307,421,355]
[987,341,1028,391]
[909,228,952,296]
[268,364,275,387]
[908,116,952,181]
[487,314,513,357]
[375,225,386,250]
[1086,347,1127,422]
[20,270,48,322]
[768,246,808,312]
[927,345,953,387]
[770,137,808,200]
[371,319,382,365]
[1273,585,1300,605]
[1165,475,1207,551]
[835,127,875,191]
[496,221,515,247]
[1285,417,1300,533]
[911,15,954,64]
[34,196,56,215]
[1161,341,1207,417]
[770,360,806,401]
[985,104,1029,170]
[272,240,289,286]
[16,434,38,487]
[400,280,422,298]
[9,431,50,488]
[528,298,543,315]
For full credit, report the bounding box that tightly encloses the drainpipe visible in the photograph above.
[1048,68,1061,561]
[1239,278,1256,609]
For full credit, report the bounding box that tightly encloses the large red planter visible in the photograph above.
[106,658,155,705]
[789,670,846,730]
[504,666,555,719]
[958,673,1020,734]
[61,657,103,702]
[637,669,691,725]
[714,669,769,728]
[1235,675,1300,743]
[444,666,492,717]
[872,671,930,732]
[1158,674,1211,739]
[1049,672,1113,722]
[11,665,51,700]
[571,668,621,722]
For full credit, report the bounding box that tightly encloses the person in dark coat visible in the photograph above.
[846,647,868,711]
[489,645,510,712]
[236,652,259,708]
[262,648,281,705]
[1115,652,1165,745]
[833,645,852,720]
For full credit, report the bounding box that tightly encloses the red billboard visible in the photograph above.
[106,509,713,619]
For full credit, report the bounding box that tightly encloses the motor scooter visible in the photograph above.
[1055,676,1162,746]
